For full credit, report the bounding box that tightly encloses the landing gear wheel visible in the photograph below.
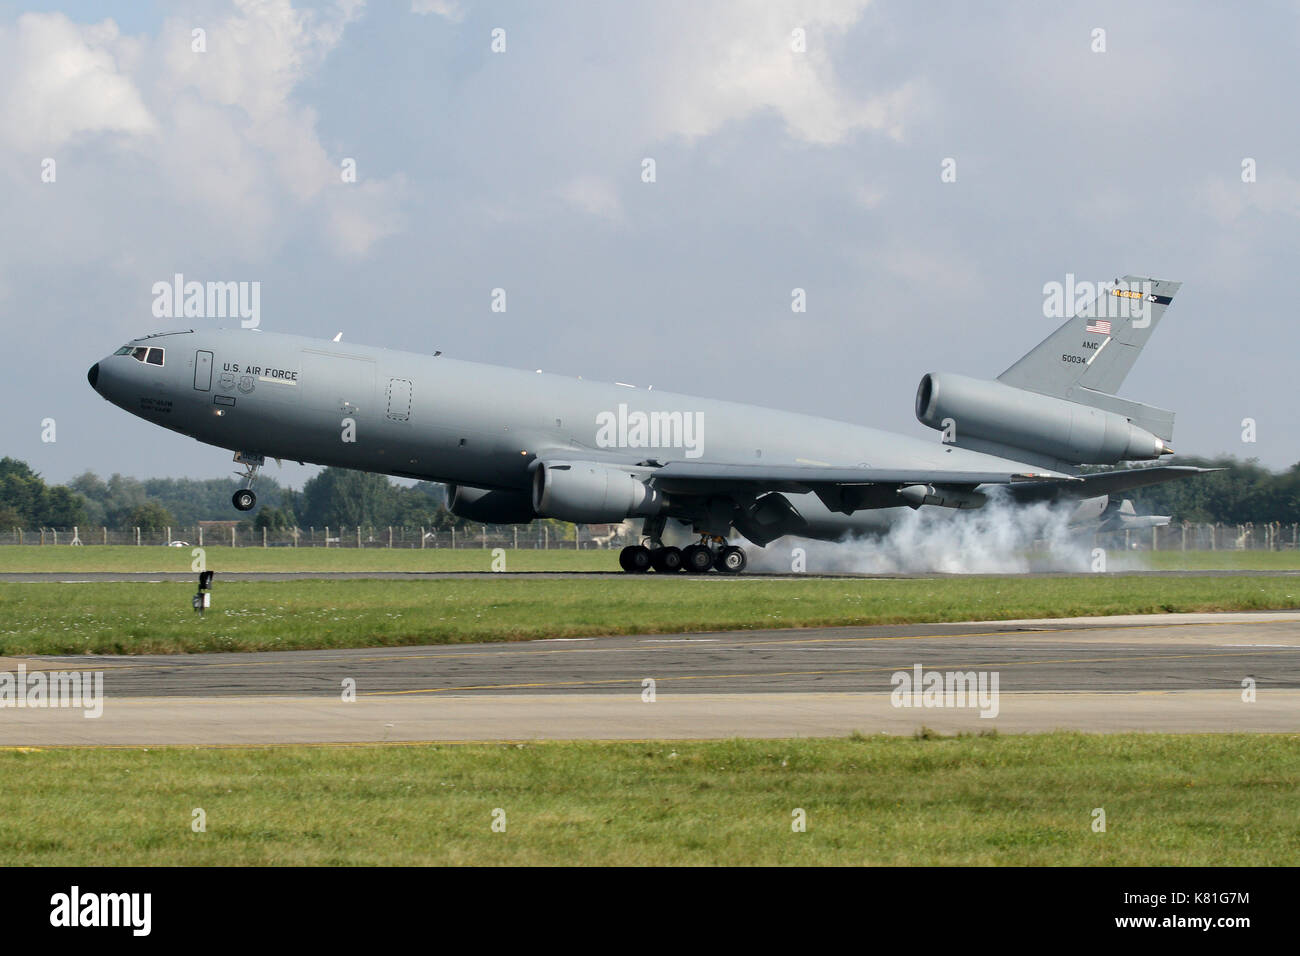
[682,544,715,574]
[619,545,653,573]
[651,546,683,573]
[715,545,747,574]
[231,453,264,514]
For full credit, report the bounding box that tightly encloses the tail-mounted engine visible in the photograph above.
[916,372,1172,465]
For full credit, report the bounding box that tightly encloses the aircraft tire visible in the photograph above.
[681,544,714,574]
[651,546,683,573]
[232,489,257,512]
[619,545,652,573]
[715,545,747,574]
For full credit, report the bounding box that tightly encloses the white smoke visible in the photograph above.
[746,495,1138,574]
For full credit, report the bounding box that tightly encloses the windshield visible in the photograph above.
[123,346,165,365]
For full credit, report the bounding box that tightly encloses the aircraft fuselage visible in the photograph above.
[87,328,1044,539]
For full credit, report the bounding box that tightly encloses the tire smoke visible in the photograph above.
[749,496,1131,574]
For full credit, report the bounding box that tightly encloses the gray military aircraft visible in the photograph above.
[88,275,1208,573]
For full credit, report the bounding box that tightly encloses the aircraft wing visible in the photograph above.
[646,460,1079,514]
[1004,465,1220,503]
[649,461,1073,490]
[645,462,1212,515]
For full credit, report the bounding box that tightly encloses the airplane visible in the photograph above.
[87,275,1210,574]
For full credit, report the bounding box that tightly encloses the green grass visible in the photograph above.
[0,545,610,573]
[1146,550,1300,570]
[2,734,1297,865]
[1,575,1297,655]
[3,545,1299,574]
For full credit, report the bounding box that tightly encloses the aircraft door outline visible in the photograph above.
[194,350,213,391]
[386,378,412,422]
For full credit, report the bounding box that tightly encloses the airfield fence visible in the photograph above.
[0,523,636,550]
[1,522,1298,551]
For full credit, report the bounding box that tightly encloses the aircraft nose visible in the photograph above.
[87,362,100,391]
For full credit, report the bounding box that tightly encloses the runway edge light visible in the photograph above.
[193,570,215,617]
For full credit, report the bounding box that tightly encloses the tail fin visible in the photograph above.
[997,275,1180,441]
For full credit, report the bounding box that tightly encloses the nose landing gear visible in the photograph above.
[230,452,264,512]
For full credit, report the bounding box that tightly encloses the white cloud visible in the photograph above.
[326,176,409,257]
[646,0,915,145]
[0,1,401,263]
[1199,171,1300,224]
[853,182,886,208]
[411,0,466,22]
[877,243,984,299]
[557,175,623,220]
[0,13,155,150]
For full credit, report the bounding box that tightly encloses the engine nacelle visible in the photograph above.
[731,492,809,547]
[897,484,987,510]
[916,372,1171,465]
[447,484,537,524]
[532,460,665,524]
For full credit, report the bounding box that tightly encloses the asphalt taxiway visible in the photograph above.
[2,612,1297,745]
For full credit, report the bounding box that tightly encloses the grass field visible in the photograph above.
[2,545,1299,574]
[1,575,1297,655]
[2,733,1296,865]
[1145,550,1300,570]
[0,545,610,573]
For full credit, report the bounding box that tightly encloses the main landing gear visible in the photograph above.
[618,528,747,575]
[230,452,264,512]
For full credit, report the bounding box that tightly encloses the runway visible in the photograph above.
[4,569,1300,582]
[2,612,1298,745]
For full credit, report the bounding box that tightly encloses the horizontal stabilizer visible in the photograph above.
[1067,497,1171,530]
[1007,465,1219,503]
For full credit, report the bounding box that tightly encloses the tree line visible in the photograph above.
[3,455,1299,532]
[0,458,475,533]
[1127,456,1300,525]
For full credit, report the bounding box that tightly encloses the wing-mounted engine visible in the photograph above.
[916,372,1173,466]
[531,460,665,524]
[447,484,537,524]
[731,492,809,546]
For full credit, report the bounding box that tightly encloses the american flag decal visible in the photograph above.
[1086,319,1112,335]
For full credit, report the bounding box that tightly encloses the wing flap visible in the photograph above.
[1006,465,1219,503]
[650,460,1075,492]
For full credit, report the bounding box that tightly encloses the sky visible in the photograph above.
[2,0,1297,489]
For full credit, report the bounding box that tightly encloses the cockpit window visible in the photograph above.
[125,346,164,365]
